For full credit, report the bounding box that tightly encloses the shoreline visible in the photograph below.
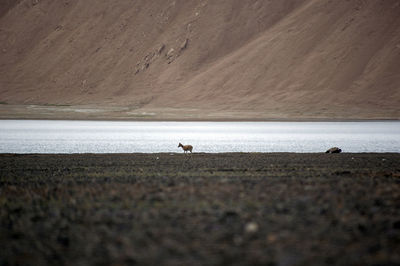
[1,104,398,121]
[1,152,400,155]
[1,117,399,122]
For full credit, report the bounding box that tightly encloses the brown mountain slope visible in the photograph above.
[0,0,399,120]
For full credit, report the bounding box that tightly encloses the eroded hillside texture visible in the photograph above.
[1,0,399,120]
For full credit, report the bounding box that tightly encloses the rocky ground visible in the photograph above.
[0,153,399,265]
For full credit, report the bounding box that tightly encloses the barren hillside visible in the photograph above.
[0,0,399,120]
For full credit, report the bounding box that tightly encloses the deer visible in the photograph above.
[178,143,193,153]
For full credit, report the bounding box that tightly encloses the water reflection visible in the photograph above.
[0,120,399,153]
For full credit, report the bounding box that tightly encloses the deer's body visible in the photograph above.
[178,143,193,153]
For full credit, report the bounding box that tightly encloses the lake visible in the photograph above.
[0,120,399,153]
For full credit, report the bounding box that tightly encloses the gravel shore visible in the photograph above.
[1,153,399,265]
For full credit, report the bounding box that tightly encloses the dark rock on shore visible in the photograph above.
[326,147,342,153]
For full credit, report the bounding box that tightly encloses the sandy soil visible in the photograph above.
[3,104,397,121]
[0,0,399,120]
[1,153,399,265]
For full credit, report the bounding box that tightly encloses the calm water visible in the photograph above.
[0,120,399,153]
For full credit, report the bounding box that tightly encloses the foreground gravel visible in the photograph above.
[0,153,399,265]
